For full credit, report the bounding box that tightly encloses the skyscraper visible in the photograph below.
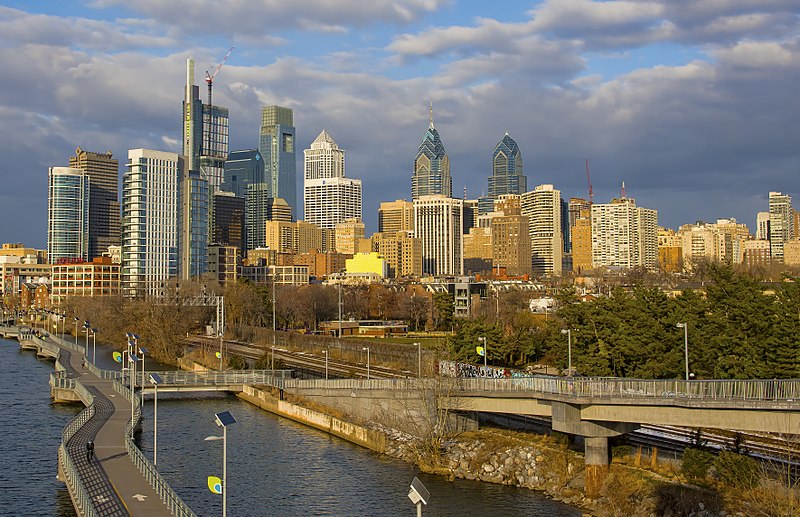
[414,195,463,276]
[591,197,658,270]
[303,130,362,229]
[259,106,296,217]
[490,195,531,276]
[212,191,245,251]
[223,149,264,199]
[200,104,229,192]
[122,149,181,297]
[378,200,414,234]
[48,167,89,264]
[412,108,451,200]
[769,191,793,263]
[479,133,526,214]
[521,184,563,276]
[69,148,120,259]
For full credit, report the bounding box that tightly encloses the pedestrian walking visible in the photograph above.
[86,440,94,462]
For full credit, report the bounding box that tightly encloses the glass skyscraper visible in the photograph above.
[259,106,296,219]
[48,167,89,263]
[412,112,451,200]
[479,133,526,214]
[223,149,264,199]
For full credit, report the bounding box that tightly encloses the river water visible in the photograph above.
[2,337,579,516]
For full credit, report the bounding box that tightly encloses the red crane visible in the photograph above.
[205,47,234,106]
[585,158,593,204]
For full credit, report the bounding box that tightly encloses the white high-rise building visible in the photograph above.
[48,167,89,264]
[520,184,562,276]
[414,195,463,276]
[769,192,793,263]
[303,130,362,228]
[591,197,658,270]
[756,211,770,241]
[122,149,181,297]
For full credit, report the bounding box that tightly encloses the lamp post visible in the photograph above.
[337,271,344,338]
[149,373,162,466]
[676,323,689,381]
[560,329,572,377]
[139,346,148,407]
[83,320,90,355]
[271,345,275,381]
[60,312,65,341]
[414,342,421,378]
[477,337,487,372]
[323,349,328,380]
[219,332,223,371]
[272,273,277,346]
[362,347,370,380]
[128,352,138,436]
[89,328,97,365]
[73,316,79,347]
[207,411,237,517]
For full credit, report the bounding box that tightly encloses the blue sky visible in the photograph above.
[1,0,799,248]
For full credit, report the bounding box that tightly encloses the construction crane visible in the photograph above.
[585,158,593,204]
[205,47,234,107]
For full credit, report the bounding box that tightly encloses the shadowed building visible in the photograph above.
[69,148,120,259]
[212,191,245,252]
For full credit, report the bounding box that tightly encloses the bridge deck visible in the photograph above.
[33,333,175,517]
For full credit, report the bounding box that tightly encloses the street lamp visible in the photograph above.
[477,336,488,373]
[338,270,344,338]
[149,373,162,467]
[676,323,689,381]
[60,312,65,341]
[271,345,275,382]
[414,342,421,378]
[73,316,79,346]
[560,329,572,377]
[323,349,328,380]
[89,328,97,365]
[139,346,149,407]
[272,273,277,346]
[206,411,237,517]
[83,320,90,356]
[362,346,370,380]
[128,353,139,436]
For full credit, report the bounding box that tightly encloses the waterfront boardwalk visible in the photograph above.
[14,329,176,517]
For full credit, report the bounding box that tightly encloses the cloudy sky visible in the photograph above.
[1,0,798,248]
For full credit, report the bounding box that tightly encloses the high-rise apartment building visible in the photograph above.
[259,106,296,217]
[521,185,563,276]
[369,231,422,278]
[769,191,793,263]
[414,195,463,276]
[591,197,658,270]
[479,133,526,214]
[412,109,451,200]
[378,200,414,234]
[303,130,362,228]
[211,191,245,251]
[265,220,332,254]
[223,149,264,199]
[334,218,365,255]
[48,167,89,264]
[490,195,531,276]
[571,208,593,273]
[756,211,770,241]
[122,149,181,297]
[658,227,683,273]
[69,148,120,259]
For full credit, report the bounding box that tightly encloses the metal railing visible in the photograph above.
[131,369,286,388]
[113,380,197,517]
[278,376,800,404]
[58,387,97,517]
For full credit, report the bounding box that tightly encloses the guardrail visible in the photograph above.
[59,386,97,517]
[132,369,289,388]
[113,380,197,517]
[279,376,800,403]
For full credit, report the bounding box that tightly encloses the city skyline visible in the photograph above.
[1,1,798,247]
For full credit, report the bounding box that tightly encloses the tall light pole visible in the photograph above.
[560,329,572,377]
[338,270,344,338]
[83,320,90,356]
[128,352,138,436]
[60,312,65,340]
[89,328,97,365]
[149,373,162,467]
[323,349,328,380]
[362,347,370,380]
[676,323,689,381]
[272,272,277,346]
[73,317,79,347]
[271,345,275,381]
[477,337,487,371]
[207,411,236,517]
[414,342,421,378]
[139,346,148,407]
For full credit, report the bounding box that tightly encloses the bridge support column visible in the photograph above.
[584,436,609,499]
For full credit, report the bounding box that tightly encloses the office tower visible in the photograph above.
[48,167,89,263]
[463,226,493,274]
[756,211,770,241]
[414,195,463,276]
[412,107,451,199]
[591,197,658,270]
[463,199,479,234]
[303,130,362,228]
[245,184,292,251]
[69,148,120,259]
[180,58,209,280]
[769,192,793,263]
[259,106,296,217]
[378,200,414,234]
[521,185,563,276]
[200,104,229,192]
[370,231,422,278]
[568,198,591,230]
[265,220,328,254]
[223,149,265,198]
[212,191,245,251]
[479,133,526,214]
[335,218,365,255]
[490,195,531,276]
[122,149,181,297]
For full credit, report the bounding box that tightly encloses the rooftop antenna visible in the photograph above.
[429,99,434,128]
[205,46,234,106]
[585,159,593,204]
[463,186,467,200]
[621,181,627,199]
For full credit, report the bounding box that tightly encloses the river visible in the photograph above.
[2,336,579,516]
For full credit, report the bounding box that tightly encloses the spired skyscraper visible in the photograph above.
[303,130,362,229]
[259,106,296,219]
[479,133,526,214]
[412,106,451,200]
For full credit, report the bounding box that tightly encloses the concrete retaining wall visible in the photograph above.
[238,385,387,453]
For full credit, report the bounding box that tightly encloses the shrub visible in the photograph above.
[713,451,759,488]
[681,447,715,480]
